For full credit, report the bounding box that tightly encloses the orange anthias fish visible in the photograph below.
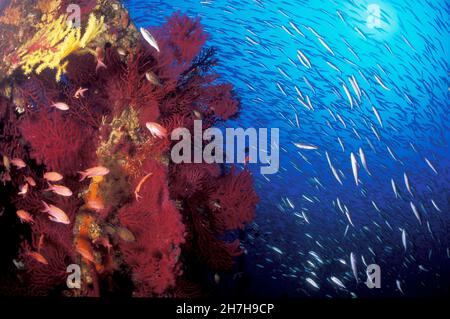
[38,234,45,252]
[134,172,153,201]
[25,176,36,187]
[86,198,105,212]
[18,183,29,196]
[43,171,63,182]
[2,155,10,171]
[51,102,70,111]
[95,46,107,72]
[10,158,26,169]
[41,201,70,224]
[16,210,34,223]
[145,122,168,138]
[193,110,204,120]
[75,238,95,263]
[78,166,110,182]
[45,184,73,197]
[27,251,48,265]
[74,87,88,99]
[145,70,162,86]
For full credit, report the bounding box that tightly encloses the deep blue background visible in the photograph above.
[124,0,450,297]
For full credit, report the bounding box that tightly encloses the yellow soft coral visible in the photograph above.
[18,13,105,82]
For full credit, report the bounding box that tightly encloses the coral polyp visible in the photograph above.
[0,1,257,297]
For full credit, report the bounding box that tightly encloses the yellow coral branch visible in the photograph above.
[18,13,105,82]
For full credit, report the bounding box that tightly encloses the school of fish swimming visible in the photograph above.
[125,0,449,297]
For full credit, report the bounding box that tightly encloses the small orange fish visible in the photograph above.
[145,71,162,86]
[211,200,221,209]
[10,158,26,169]
[43,171,63,182]
[18,183,28,196]
[38,234,45,252]
[134,172,153,201]
[145,122,168,138]
[78,166,110,182]
[2,155,10,170]
[74,87,88,99]
[193,110,204,120]
[95,46,107,72]
[45,184,73,197]
[117,47,127,56]
[25,176,36,187]
[75,238,95,263]
[41,201,70,224]
[51,102,70,111]
[27,251,48,265]
[86,198,105,212]
[16,210,34,223]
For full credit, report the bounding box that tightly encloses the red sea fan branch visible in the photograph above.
[19,109,96,175]
[19,239,73,296]
[105,49,161,122]
[18,204,76,296]
[209,167,258,234]
[18,76,57,110]
[0,97,27,161]
[145,12,209,82]
[169,163,220,199]
[118,158,185,296]
[190,206,243,271]
[201,83,240,120]
[160,12,208,68]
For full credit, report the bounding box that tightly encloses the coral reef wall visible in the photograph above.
[0,0,258,296]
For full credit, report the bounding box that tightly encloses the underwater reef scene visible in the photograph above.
[119,0,449,300]
[0,0,258,297]
[0,0,449,302]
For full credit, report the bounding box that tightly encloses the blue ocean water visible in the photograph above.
[124,0,450,297]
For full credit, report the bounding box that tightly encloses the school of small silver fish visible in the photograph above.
[126,0,449,297]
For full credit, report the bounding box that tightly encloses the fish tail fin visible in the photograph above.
[41,201,49,213]
[43,181,53,192]
[78,172,87,182]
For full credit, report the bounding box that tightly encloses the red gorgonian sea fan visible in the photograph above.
[118,158,185,296]
[0,8,258,297]
[16,196,79,296]
[209,167,258,234]
[19,109,97,176]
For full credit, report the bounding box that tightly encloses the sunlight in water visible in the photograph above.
[367,4,382,29]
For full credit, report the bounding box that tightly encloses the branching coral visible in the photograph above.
[19,109,97,175]
[17,197,78,295]
[158,12,209,68]
[0,8,257,297]
[118,158,185,296]
[209,167,258,233]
